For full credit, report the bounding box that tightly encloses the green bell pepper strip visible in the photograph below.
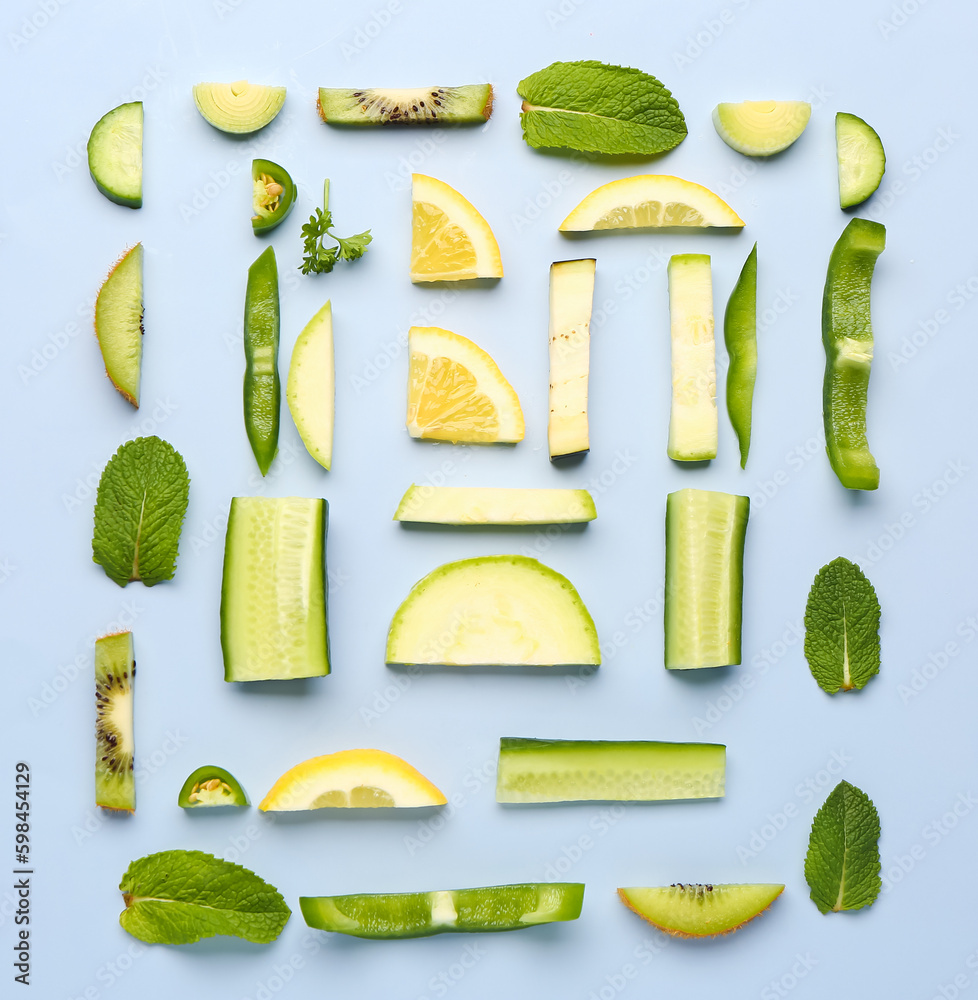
[251,159,296,234]
[821,218,886,491]
[244,246,280,476]
[723,242,757,469]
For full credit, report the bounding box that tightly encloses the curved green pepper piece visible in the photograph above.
[244,246,280,476]
[178,765,249,807]
[252,159,296,234]
[723,243,757,470]
[821,218,885,491]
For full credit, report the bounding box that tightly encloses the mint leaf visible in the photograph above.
[517,60,687,156]
[119,850,291,944]
[804,557,880,693]
[92,436,190,587]
[804,780,881,914]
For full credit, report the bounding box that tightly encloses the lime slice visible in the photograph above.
[300,883,584,938]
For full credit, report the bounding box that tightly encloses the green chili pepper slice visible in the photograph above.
[244,246,280,476]
[178,765,250,808]
[251,159,296,234]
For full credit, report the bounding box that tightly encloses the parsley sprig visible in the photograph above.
[299,179,372,275]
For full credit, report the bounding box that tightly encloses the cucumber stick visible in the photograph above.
[665,489,749,669]
[667,254,716,461]
[221,497,330,682]
[548,258,595,460]
[822,218,885,490]
[496,738,725,802]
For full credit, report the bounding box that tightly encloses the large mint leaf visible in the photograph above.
[804,781,881,914]
[517,60,687,156]
[804,557,880,693]
[119,850,291,944]
[92,436,190,587]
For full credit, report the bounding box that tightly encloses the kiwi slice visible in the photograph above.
[317,85,493,126]
[618,883,784,938]
[95,632,135,812]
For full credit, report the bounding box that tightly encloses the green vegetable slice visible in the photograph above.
[496,738,725,802]
[805,780,881,914]
[244,246,280,475]
[87,101,142,208]
[804,557,880,693]
[517,60,687,156]
[822,218,886,490]
[723,243,757,469]
[252,159,295,234]
[836,113,886,209]
[300,883,584,938]
[178,766,249,807]
[92,436,190,587]
[119,850,290,944]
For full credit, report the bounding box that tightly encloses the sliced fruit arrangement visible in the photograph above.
[251,159,295,234]
[548,259,596,460]
[407,326,524,444]
[712,101,811,156]
[193,80,285,134]
[259,749,445,811]
[668,253,716,462]
[317,85,493,125]
[244,245,280,475]
[618,884,784,937]
[96,631,135,812]
[221,496,330,682]
[822,218,885,490]
[665,489,749,670]
[287,301,334,470]
[394,486,596,525]
[724,243,758,468]
[836,112,886,209]
[386,555,600,667]
[300,883,584,938]
[88,101,142,208]
[95,243,143,407]
[559,175,744,232]
[178,766,249,808]
[496,739,725,802]
[517,60,686,156]
[411,174,503,281]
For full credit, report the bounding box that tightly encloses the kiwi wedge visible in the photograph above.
[95,632,135,812]
[317,85,493,126]
[618,883,784,938]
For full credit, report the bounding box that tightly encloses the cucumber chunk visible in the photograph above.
[88,102,142,208]
[836,113,886,209]
[667,254,716,461]
[496,738,725,802]
[394,486,595,525]
[665,489,749,669]
[220,497,330,681]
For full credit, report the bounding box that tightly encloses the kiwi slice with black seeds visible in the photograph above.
[317,85,493,126]
[95,632,135,812]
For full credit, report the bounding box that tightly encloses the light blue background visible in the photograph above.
[3,1,976,998]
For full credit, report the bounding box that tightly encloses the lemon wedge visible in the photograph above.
[559,175,744,231]
[259,749,446,811]
[407,326,524,443]
[411,174,503,281]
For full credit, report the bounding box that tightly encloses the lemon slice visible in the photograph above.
[411,174,503,281]
[407,326,524,443]
[559,175,744,231]
[259,749,446,811]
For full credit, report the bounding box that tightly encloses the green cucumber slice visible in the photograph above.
[548,258,596,460]
[836,113,886,209]
[712,101,810,156]
[665,489,749,669]
[723,243,757,469]
[299,883,583,938]
[178,765,249,807]
[619,883,783,937]
[88,102,142,208]
[220,497,330,682]
[496,738,725,802]
[667,254,716,461]
[386,555,599,666]
[822,218,886,490]
[393,486,596,525]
